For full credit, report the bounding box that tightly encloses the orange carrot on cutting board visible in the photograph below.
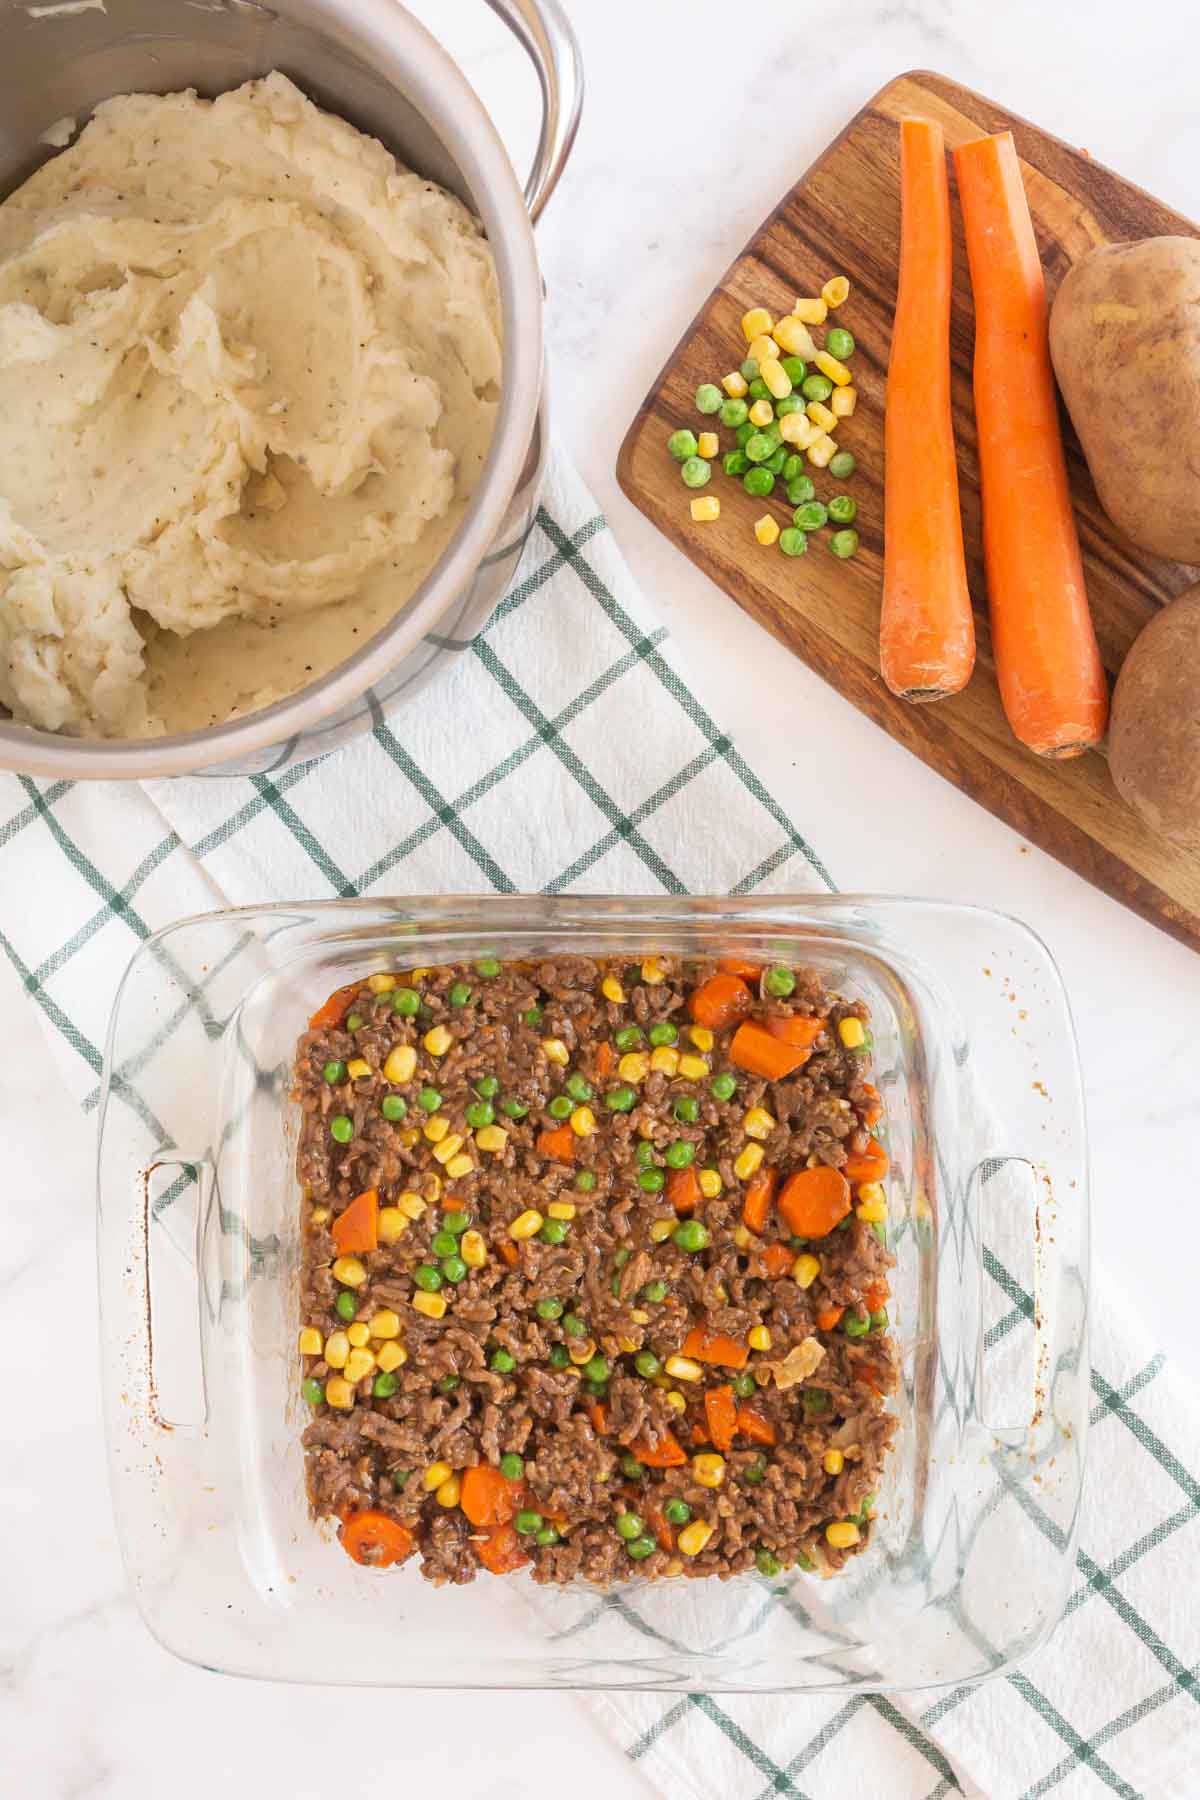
[953,130,1108,758]
[881,115,974,702]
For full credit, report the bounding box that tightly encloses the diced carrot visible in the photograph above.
[595,1041,614,1078]
[460,1464,521,1529]
[308,982,362,1032]
[688,973,753,1031]
[666,1164,700,1215]
[630,1429,687,1468]
[681,1326,749,1370]
[729,1021,811,1080]
[475,1520,530,1575]
[499,1242,520,1267]
[760,1242,795,1279]
[764,1013,826,1050]
[588,1401,609,1435]
[704,1383,739,1453]
[330,1187,379,1256]
[736,1406,777,1447]
[858,1083,884,1127]
[741,1166,778,1234]
[339,1511,415,1568]
[844,1138,889,1184]
[719,956,763,982]
[864,1281,890,1313]
[644,1498,674,1554]
[536,1124,576,1163]
[816,1305,846,1332]
[778,1166,852,1238]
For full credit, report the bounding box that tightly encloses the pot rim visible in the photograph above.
[0,0,544,779]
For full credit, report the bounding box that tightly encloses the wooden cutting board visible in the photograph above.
[616,70,1200,952]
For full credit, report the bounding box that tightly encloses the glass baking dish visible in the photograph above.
[97,896,1088,1691]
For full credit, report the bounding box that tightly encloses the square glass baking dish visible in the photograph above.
[97,896,1088,1691]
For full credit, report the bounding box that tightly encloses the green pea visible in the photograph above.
[381,1094,408,1121]
[723,450,751,477]
[501,1096,529,1119]
[635,1140,656,1168]
[465,1100,494,1130]
[760,421,784,450]
[302,1377,325,1406]
[774,395,804,416]
[614,1025,644,1050]
[535,1526,560,1547]
[524,1004,543,1027]
[828,451,856,480]
[681,456,712,489]
[391,987,420,1017]
[740,357,760,381]
[626,1536,656,1561]
[417,1087,442,1112]
[436,1373,460,1393]
[634,1350,661,1378]
[755,1548,782,1577]
[443,1211,471,1236]
[536,1297,564,1322]
[871,1221,888,1248]
[563,1313,586,1338]
[795,1549,816,1572]
[605,1085,637,1112]
[674,1095,700,1123]
[793,501,828,532]
[673,1219,710,1251]
[765,446,788,475]
[566,1073,594,1102]
[743,467,775,498]
[431,1229,458,1258]
[667,427,699,460]
[329,1115,353,1144]
[665,1140,695,1168]
[695,383,723,414]
[735,421,756,448]
[664,1498,691,1525]
[747,377,770,401]
[391,1468,411,1489]
[515,1509,544,1535]
[825,327,855,360]
[842,1311,870,1338]
[539,1218,569,1245]
[803,1389,831,1418]
[733,1371,757,1399]
[322,1059,347,1085]
[441,1254,468,1282]
[648,1021,678,1047]
[743,1459,767,1486]
[787,474,816,506]
[638,1167,665,1193]
[779,527,808,558]
[576,1170,598,1192]
[790,1235,808,1250]
[345,1012,364,1032]
[475,1075,500,1099]
[870,1307,890,1330]
[780,355,807,384]
[801,373,833,403]
[449,982,472,1007]
[548,1094,572,1119]
[828,494,857,525]
[763,965,796,997]
[744,432,774,465]
[372,1371,399,1399]
[711,1072,737,1101]
[830,528,860,559]
[613,1246,631,1268]
[548,1344,570,1368]
[621,1454,646,1479]
[781,454,804,484]
[640,1280,668,1304]
[490,1348,516,1373]
[719,398,749,428]
[499,1452,524,1480]
[616,1511,644,1540]
[335,1291,357,1322]
[413,1264,442,1292]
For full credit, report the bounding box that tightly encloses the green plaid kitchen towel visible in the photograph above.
[1,456,1197,1798]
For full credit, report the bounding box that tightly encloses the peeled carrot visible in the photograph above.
[704,1384,739,1453]
[718,956,763,982]
[736,1406,777,1447]
[536,1124,576,1163]
[308,982,362,1032]
[588,1401,610,1435]
[858,1083,884,1127]
[778,1165,851,1238]
[816,1304,846,1332]
[476,1520,530,1575]
[765,1014,825,1051]
[844,1138,889,1184]
[499,1242,520,1268]
[644,1498,675,1554]
[741,1167,778,1234]
[330,1187,378,1256]
[881,115,974,701]
[953,130,1108,756]
[339,1511,415,1567]
[666,1164,700,1215]
[729,1021,810,1080]
[760,1242,795,1279]
[689,973,752,1031]
[460,1464,521,1529]
[682,1325,750,1370]
[594,1040,614,1079]
[864,1281,890,1313]
[630,1429,687,1468]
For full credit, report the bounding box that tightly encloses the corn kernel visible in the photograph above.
[424,1113,451,1143]
[547,1200,576,1220]
[346,1321,370,1348]
[742,1105,776,1141]
[642,956,667,985]
[397,1191,427,1220]
[856,1194,889,1224]
[733,1223,753,1251]
[753,513,780,548]
[697,430,719,459]
[630,1308,651,1325]
[665,1556,684,1577]
[472,1125,506,1154]
[822,275,851,309]
[772,314,818,359]
[747,332,777,366]
[831,384,857,419]
[734,1143,765,1181]
[570,1105,597,1137]
[747,1325,772,1352]
[826,1520,861,1549]
[309,1206,331,1226]
[377,1207,409,1244]
[722,370,748,398]
[814,349,852,387]
[397,1127,421,1149]
[423,1024,453,1057]
[460,1229,488,1269]
[692,1453,726,1489]
[649,1045,680,1076]
[675,1056,708,1087]
[432,1132,465,1165]
[759,357,791,400]
[344,1346,376,1384]
[323,1329,350,1368]
[793,1253,821,1289]
[368,1309,401,1340]
[345,1057,371,1081]
[542,1037,569,1065]
[649,1217,676,1243]
[445,1154,474,1181]
[857,1181,886,1205]
[698,1168,723,1199]
[688,1024,714,1052]
[406,967,432,982]
[436,1473,462,1508]
[376,1340,407,1373]
[838,1017,866,1049]
[666,1389,687,1412]
[509,1209,544,1240]
[366,973,395,993]
[424,1172,443,1203]
[618,1052,649,1083]
[791,295,828,324]
[422,1460,452,1491]
[806,399,836,432]
[567,1337,597,1365]
[412,1291,447,1320]
[824,1448,845,1475]
[690,496,720,523]
[807,434,837,469]
[779,410,820,449]
[298,1326,323,1356]
[601,975,625,1004]
[325,1376,354,1410]
[617,1336,639,1355]
[741,306,773,341]
[383,1044,417,1085]
[748,397,774,427]
[678,1519,715,1557]
[331,1255,366,1288]
[664,1355,703,1382]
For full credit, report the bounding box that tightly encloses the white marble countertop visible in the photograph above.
[5,2,1200,1793]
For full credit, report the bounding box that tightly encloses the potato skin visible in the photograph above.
[1050,237,1200,563]
[1109,585,1200,849]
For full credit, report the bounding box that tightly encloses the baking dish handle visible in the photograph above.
[486,0,583,223]
[970,1154,1044,1440]
[142,1157,215,1435]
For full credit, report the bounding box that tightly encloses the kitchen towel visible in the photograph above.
[1,453,1196,1800]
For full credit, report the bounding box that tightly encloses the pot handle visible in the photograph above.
[485,0,583,223]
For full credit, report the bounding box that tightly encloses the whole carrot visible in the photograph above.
[881,116,975,701]
[953,131,1108,757]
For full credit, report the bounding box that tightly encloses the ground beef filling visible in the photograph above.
[295,954,898,1585]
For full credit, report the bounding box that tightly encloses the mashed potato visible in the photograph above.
[0,72,501,738]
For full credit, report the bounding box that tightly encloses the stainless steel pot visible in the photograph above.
[0,0,581,777]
